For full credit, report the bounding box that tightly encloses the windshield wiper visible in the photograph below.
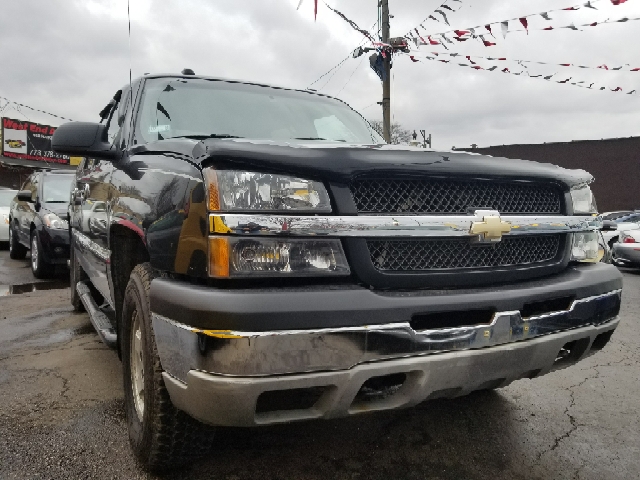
[294,137,345,142]
[170,134,243,140]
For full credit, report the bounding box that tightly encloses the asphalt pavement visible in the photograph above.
[0,248,638,480]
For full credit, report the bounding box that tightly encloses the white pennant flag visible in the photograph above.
[501,21,509,38]
[297,0,304,9]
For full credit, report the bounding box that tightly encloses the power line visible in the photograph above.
[0,95,74,122]
[334,52,367,97]
[307,20,379,90]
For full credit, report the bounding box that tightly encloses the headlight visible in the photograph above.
[571,232,599,263]
[43,213,69,230]
[208,237,350,278]
[203,169,331,212]
[570,185,597,214]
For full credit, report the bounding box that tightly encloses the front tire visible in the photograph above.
[121,263,214,470]
[30,232,53,279]
[9,224,27,260]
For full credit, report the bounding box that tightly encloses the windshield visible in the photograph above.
[0,190,17,206]
[42,175,74,203]
[136,78,384,145]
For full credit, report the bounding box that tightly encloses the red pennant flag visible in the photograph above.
[485,25,494,37]
[502,68,510,73]
[428,35,440,45]
[454,30,470,37]
[454,37,468,42]
[498,58,507,61]
[631,67,640,71]
[415,28,427,45]
[563,7,578,10]
[483,40,496,47]
[597,64,609,70]
[590,22,598,26]
[466,56,476,64]
[519,17,529,33]
[560,64,572,66]
[472,65,483,70]
[612,87,622,91]
[314,0,318,20]
[409,56,419,63]
[611,0,628,4]
[543,26,554,30]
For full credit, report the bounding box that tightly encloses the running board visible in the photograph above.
[77,281,117,349]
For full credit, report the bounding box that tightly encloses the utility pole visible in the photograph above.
[381,0,391,143]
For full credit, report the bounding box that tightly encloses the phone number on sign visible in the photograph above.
[29,150,70,160]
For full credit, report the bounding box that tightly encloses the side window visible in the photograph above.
[105,88,132,148]
[21,178,31,191]
[106,102,121,145]
[115,88,132,149]
[30,174,39,201]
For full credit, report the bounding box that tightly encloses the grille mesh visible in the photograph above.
[350,179,562,214]
[367,235,561,271]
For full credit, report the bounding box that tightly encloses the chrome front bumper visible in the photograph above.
[162,318,619,427]
[152,288,621,380]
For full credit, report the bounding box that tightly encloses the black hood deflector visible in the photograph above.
[141,139,592,189]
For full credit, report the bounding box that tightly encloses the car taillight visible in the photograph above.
[623,236,636,244]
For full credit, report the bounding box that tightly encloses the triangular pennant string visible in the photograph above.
[411,52,640,73]
[406,54,639,97]
[404,0,631,43]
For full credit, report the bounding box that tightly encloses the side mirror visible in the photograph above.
[17,190,32,202]
[52,122,118,160]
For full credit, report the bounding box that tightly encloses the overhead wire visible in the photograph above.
[334,53,367,97]
[308,19,379,91]
[0,95,74,122]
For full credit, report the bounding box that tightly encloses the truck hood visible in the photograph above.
[135,138,592,188]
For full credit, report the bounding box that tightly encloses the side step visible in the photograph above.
[77,281,117,349]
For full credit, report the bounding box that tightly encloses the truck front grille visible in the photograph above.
[367,235,562,272]
[350,179,562,214]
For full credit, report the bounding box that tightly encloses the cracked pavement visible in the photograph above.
[0,249,638,479]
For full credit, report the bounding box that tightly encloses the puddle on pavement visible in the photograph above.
[0,280,69,296]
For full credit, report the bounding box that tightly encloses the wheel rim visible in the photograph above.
[31,236,38,271]
[130,310,145,421]
[8,227,12,252]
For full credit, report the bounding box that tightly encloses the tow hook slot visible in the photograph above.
[554,337,590,366]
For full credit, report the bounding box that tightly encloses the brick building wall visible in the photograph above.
[460,137,640,213]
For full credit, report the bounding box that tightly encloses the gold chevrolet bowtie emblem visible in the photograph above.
[470,215,512,242]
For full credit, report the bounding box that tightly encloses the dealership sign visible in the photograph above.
[1,117,71,164]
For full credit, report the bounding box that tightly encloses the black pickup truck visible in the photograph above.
[52,72,622,469]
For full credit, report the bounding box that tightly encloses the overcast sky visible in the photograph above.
[1,0,638,150]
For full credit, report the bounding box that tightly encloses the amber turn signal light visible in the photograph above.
[208,237,230,278]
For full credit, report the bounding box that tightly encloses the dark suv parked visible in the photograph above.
[9,170,75,278]
[52,72,622,469]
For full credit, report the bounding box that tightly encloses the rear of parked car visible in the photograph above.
[0,189,18,243]
[612,229,640,267]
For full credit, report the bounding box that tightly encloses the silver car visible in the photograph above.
[0,189,18,243]
[612,229,640,268]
